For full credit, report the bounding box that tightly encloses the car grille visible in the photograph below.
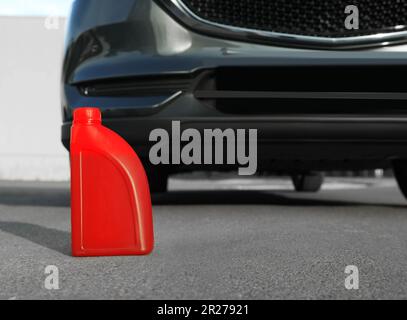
[193,66,407,115]
[179,0,407,38]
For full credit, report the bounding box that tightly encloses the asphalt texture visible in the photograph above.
[0,176,407,300]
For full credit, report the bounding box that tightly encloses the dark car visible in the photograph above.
[62,0,407,196]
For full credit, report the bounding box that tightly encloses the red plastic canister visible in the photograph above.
[70,107,154,257]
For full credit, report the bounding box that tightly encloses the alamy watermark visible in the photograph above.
[345,265,359,290]
[44,15,61,31]
[149,121,258,176]
[44,265,59,290]
[345,5,359,30]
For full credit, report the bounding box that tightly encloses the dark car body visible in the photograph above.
[62,0,407,193]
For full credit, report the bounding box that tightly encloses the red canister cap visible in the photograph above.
[73,107,102,124]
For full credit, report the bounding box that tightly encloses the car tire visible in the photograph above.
[393,160,407,199]
[144,166,169,194]
[291,173,324,192]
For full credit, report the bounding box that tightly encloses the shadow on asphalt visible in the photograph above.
[0,183,70,207]
[0,183,405,208]
[0,221,71,256]
[154,190,407,208]
[0,185,405,255]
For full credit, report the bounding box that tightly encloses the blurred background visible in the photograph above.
[0,0,73,181]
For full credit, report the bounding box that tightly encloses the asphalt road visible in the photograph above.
[0,176,407,300]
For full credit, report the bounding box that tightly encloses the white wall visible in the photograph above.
[0,16,69,181]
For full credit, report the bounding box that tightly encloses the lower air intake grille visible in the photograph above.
[194,66,407,115]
